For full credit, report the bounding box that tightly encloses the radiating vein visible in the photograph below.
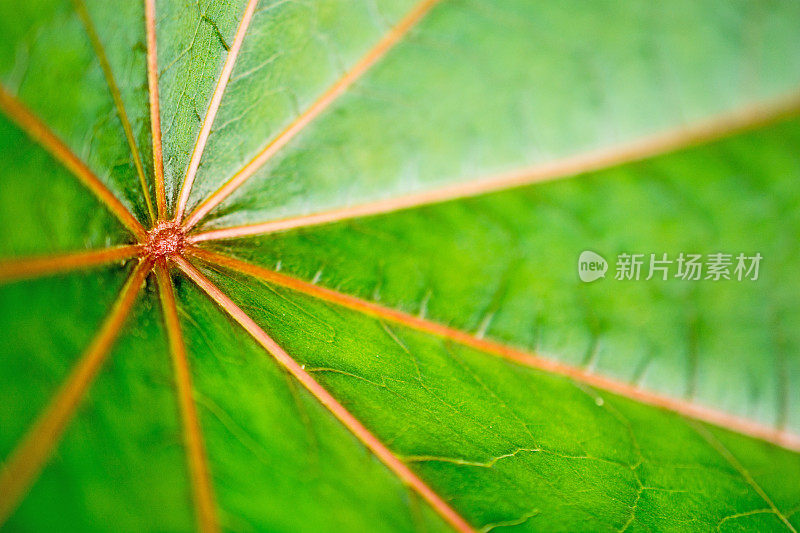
[187,248,800,453]
[145,0,167,218]
[173,255,475,533]
[0,258,151,527]
[174,0,259,223]
[692,422,797,532]
[189,91,800,242]
[181,0,442,230]
[0,85,146,240]
[73,0,155,223]
[154,261,219,533]
[0,245,140,283]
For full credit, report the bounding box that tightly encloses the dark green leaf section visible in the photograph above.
[199,0,800,229]
[0,265,129,459]
[0,115,131,257]
[83,0,155,215]
[180,0,417,211]
[173,274,450,533]
[710,427,800,529]
[215,117,800,434]
[0,0,151,223]
[201,264,800,532]
[7,283,195,532]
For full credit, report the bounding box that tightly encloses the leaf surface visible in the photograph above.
[191,0,800,229]
[212,118,800,434]
[1,0,799,531]
[194,263,800,531]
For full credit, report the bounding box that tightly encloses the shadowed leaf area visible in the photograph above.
[0,0,799,531]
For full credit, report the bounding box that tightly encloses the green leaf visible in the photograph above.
[1,0,799,532]
[189,264,800,531]
[214,118,800,434]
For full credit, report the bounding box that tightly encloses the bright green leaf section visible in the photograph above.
[0,265,128,459]
[157,0,417,210]
[0,115,131,257]
[156,0,249,210]
[0,0,152,223]
[201,263,800,531]
[197,0,800,229]
[215,117,800,434]
[6,285,194,532]
[179,0,417,211]
[173,275,450,532]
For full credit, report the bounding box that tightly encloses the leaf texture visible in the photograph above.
[212,118,800,435]
[1,0,799,531]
